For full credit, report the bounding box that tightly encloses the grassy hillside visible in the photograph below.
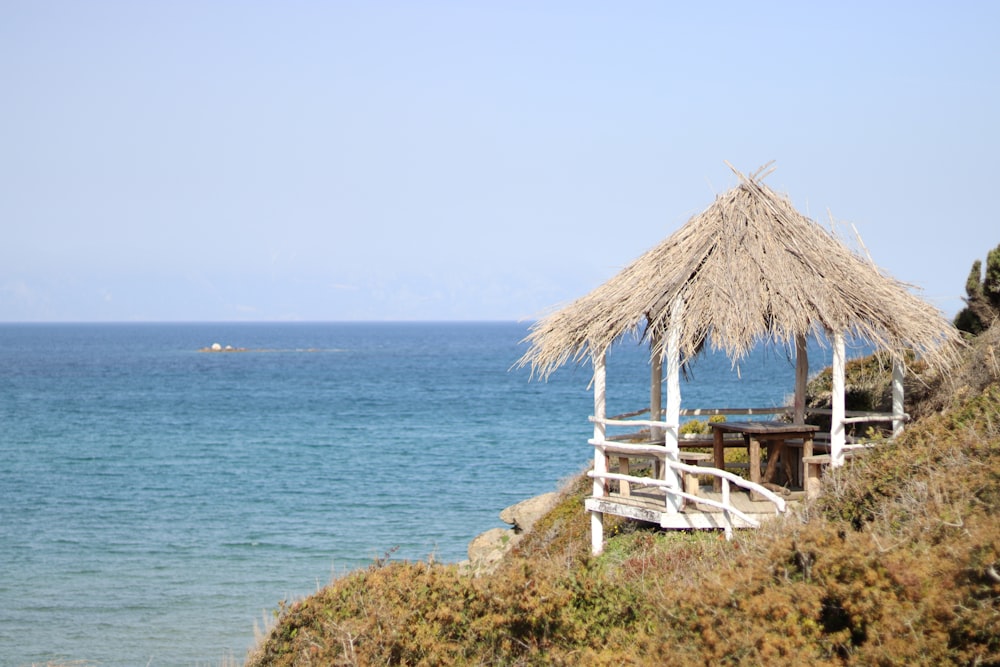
[246,327,1000,666]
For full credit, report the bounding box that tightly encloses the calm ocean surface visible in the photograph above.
[0,322,846,666]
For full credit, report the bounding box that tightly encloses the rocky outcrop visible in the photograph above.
[465,528,511,573]
[460,491,562,576]
[499,491,560,533]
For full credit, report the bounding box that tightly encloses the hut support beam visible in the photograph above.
[591,350,607,555]
[650,330,663,442]
[892,358,905,437]
[663,299,683,513]
[794,334,808,425]
[831,333,846,467]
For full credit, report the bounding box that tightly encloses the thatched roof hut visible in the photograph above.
[519,163,961,379]
[518,163,964,553]
[519,163,962,473]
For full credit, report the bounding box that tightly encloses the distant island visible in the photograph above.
[198,343,249,352]
[197,344,330,353]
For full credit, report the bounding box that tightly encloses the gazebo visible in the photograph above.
[518,163,962,553]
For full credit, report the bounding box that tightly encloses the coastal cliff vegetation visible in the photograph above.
[955,242,1000,336]
[246,322,1000,666]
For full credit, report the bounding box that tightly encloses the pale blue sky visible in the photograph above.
[2,1,997,322]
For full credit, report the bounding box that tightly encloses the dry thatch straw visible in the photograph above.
[519,163,963,378]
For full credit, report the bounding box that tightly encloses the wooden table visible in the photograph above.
[710,421,819,492]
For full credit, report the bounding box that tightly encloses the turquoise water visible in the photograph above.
[0,322,843,665]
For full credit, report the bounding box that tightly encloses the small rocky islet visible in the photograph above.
[198,342,249,352]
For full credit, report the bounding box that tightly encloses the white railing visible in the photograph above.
[597,406,909,445]
[587,405,902,539]
[597,417,677,429]
[588,437,788,540]
[611,405,908,423]
[841,413,909,424]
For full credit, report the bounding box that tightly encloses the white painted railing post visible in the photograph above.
[591,350,607,555]
[892,357,905,438]
[831,332,846,467]
[663,299,684,513]
[721,478,733,540]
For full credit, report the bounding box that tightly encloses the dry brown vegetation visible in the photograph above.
[247,326,1000,666]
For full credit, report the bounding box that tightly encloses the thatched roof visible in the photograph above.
[519,164,963,378]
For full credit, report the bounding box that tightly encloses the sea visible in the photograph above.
[0,322,850,666]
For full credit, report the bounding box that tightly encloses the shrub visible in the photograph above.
[955,242,1000,335]
[679,419,707,435]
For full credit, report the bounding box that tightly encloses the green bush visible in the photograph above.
[679,414,725,435]
[679,419,707,435]
[955,242,1000,335]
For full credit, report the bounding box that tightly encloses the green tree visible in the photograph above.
[954,242,1000,335]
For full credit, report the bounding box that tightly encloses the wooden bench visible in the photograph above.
[802,450,865,499]
[780,439,830,488]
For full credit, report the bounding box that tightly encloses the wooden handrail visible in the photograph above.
[842,414,910,425]
[588,471,766,529]
[662,459,787,511]
[680,406,790,416]
[589,438,788,512]
[592,441,675,456]
[600,406,909,433]
[608,406,792,421]
[589,416,679,429]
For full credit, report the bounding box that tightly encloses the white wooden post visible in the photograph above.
[793,334,808,425]
[663,298,684,513]
[650,330,663,442]
[831,332,846,467]
[892,357,905,438]
[591,350,607,555]
[721,478,733,540]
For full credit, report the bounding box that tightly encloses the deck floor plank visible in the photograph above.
[586,484,799,532]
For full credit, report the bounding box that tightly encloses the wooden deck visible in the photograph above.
[585,406,896,552]
[585,483,801,531]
